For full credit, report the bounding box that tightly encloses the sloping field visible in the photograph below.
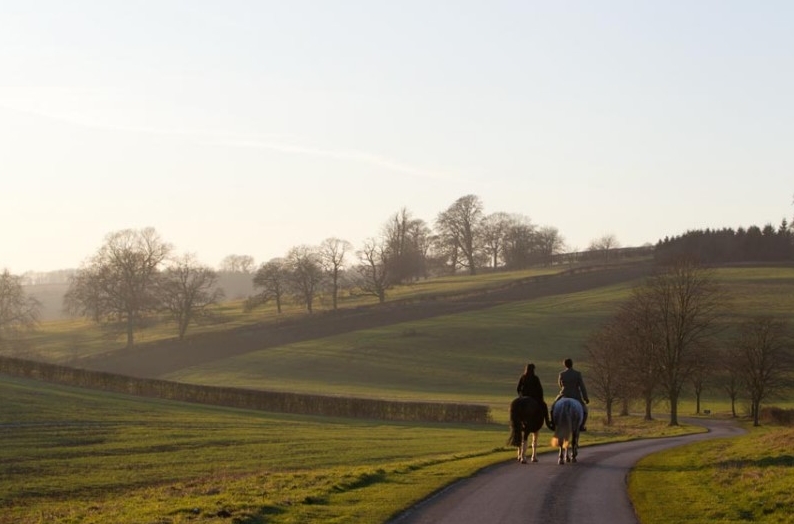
[76,263,653,379]
[70,264,794,415]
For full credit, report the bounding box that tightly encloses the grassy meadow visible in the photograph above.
[1,373,699,524]
[162,266,794,418]
[5,263,794,522]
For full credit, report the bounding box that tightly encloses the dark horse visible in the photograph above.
[550,397,583,464]
[507,396,545,463]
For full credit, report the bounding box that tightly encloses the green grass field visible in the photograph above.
[630,422,794,524]
[4,263,794,522]
[162,266,794,416]
[1,374,702,524]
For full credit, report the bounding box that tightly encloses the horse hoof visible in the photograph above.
[531,457,538,463]
[558,459,564,465]
[520,459,527,464]
[572,458,577,463]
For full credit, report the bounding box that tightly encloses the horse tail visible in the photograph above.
[507,398,522,447]
[550,399,573,449]
[508,419,521,447]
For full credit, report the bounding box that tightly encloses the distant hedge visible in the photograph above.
[0,356,492,424]
[761,407,794,427]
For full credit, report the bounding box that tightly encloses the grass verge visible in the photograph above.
[629,422,794,524]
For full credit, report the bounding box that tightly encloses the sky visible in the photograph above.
[2,1,793,274]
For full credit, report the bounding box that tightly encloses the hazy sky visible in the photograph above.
[2,1,792,274]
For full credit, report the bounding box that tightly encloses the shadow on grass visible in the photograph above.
[332,468,389,492]
[717,455,794,469]
[638,454,794,473]
[226,504,284,524]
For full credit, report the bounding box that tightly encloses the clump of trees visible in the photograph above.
[0,269,42,351]
[729,316,794,426]
[63,228,224,346]
[586,258,794,426]
[244,195,573,312]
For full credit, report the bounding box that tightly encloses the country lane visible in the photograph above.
[389,418,744,524]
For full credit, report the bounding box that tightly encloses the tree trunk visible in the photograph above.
[669,391,679,426]
[126,315,135,348]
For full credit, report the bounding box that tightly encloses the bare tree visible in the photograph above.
[641,259,725,426]
[588,234,620,262]
[64,228,172,347]
[689,347,716,415]
[219,254,255,274]
[285,245,324,314]
[319,237,352,310]
[354,238,391,303]
[247,258,289,314]
[382,208,431,283]
[0,269,41,350]
[502,215,536,270]
[535,226,566,266]
[435,194,485,275]
[719,354,743,418]
[159,254,224,339]
[583,321,623,425]
[481,212,513,269]
[618,290,663,421]
[731,316,794,426]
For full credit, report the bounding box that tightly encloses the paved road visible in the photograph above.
[389,418,744,524]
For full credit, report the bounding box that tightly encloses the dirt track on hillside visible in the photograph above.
[77,263,654,378]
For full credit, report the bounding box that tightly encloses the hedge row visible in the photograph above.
[0,356,492,424]
[761,407,794,427]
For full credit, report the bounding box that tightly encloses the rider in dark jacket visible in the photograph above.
[517,363,553,430]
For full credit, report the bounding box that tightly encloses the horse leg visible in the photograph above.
[557,446,564,465]
[530,431,538,462]
[519,438,527,464]
[571,432,579,463]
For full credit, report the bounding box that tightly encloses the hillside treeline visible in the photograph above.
[655,222,793,264]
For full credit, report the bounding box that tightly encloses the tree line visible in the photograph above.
[4,193,793,351]
[655,221,793,264]
[1,194,575,348]
[584,258,794,427]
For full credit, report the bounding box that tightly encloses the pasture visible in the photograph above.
[5,262,794,522]
[161,265,794,418]
[1,374,696,524]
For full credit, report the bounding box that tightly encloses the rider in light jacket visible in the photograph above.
[552,358,589,431]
